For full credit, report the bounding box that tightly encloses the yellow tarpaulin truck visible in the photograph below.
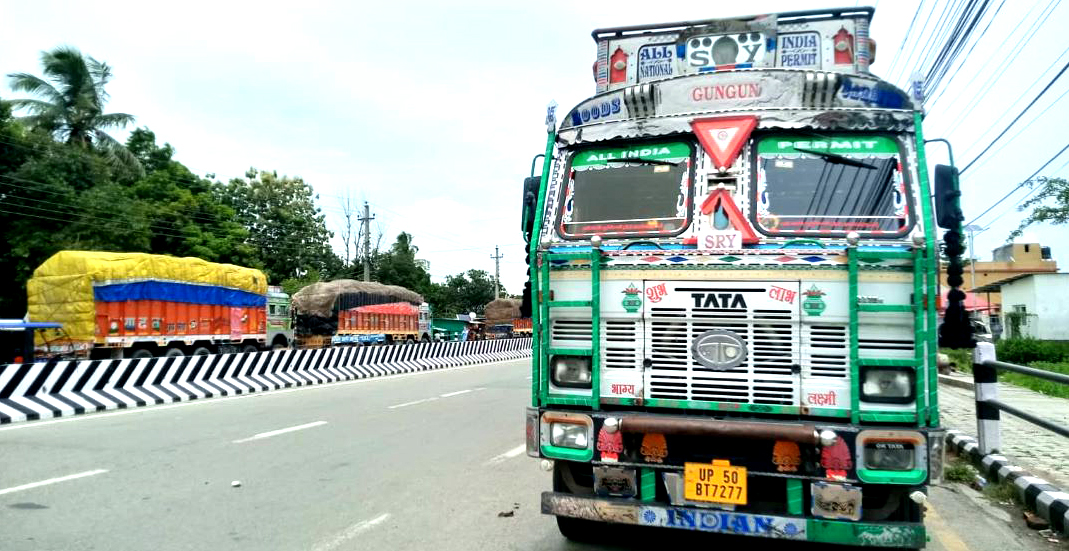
[27,251,282,359]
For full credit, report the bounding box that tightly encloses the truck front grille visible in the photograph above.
[645,282,800,405]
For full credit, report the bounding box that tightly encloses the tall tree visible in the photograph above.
[1009,177,1069,240]
[219,168,340,281]
[375,232,431,292]
[125,128,259,267]
[6,46,138,172]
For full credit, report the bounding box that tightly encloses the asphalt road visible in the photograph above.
[0,358,1058,551]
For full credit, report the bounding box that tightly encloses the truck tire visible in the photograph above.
[421,334,431,343]
[130,349,153,360]
[242,344,258,354]
[192,346,212,356]
[552,461,602,542]
[405,337,415,345]
[164,347,184,358]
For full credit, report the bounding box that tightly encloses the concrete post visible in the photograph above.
[973,341,1000,454]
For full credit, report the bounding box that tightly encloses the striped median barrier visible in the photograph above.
[0,337,533,425]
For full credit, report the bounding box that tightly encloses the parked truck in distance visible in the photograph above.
[27,251,284,359]
[291,279,432,347]
[334,301,424,345]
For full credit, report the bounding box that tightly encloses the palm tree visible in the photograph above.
[6,45,139,170]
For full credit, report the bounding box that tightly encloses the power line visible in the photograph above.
[960,57,1069,174]
[926,0,1006,108]
[890,0,942,85]
[981,155,1069,228]
[966,141,1069,226]
[885,0,927,79]
[924,0,994,101]
[959,83,1069,178]
[938,0,1062,138]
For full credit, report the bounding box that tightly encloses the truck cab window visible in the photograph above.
[558,142,693,238]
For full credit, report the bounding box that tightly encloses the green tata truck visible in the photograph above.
[522,7,969,549]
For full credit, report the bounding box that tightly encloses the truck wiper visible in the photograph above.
[605,158,680,166]
[793,148,877,169]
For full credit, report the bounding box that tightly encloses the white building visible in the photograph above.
[997,273,1069,340]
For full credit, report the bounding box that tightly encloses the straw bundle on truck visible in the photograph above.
[291,279,423,336]
[484,298,521,325]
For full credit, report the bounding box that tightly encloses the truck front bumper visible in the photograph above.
[542,492,926,548]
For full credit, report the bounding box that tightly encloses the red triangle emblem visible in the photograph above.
[699,188,758,245]
[691,116,758,170]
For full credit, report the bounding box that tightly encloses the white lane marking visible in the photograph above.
[439,389,472,398]
[312,513,390,551]
[387,397,439,409]
[0,469,108,496]
[485,444,526,465]
[232,421,328,444]
[0,358,528,433]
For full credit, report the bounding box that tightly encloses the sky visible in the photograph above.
[2,0,1068,295]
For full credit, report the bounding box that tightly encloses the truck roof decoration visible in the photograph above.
[592,7,875,93]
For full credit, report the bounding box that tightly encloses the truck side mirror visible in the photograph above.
[521,176,540,236]
[934,164,963,229]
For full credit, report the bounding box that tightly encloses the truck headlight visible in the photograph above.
[551,423,590,449]
[551,355,592,388]
[861,366,914,403]
[864,441,916,470]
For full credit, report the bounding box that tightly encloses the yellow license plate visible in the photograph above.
[683,460,747,505]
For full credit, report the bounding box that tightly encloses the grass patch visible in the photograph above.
[983,480,1021,505]
[943,457,976,483]
[999,361,1069,399]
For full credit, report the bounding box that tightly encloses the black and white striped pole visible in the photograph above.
[973,341,1000,454]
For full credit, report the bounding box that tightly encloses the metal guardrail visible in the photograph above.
[972,341,1069,453]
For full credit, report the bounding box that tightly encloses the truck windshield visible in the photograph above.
[753,136,911,236]
[559,142,692,238]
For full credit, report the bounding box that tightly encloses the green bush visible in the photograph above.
[996,338,1069,365]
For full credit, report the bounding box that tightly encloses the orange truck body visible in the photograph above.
[95,301,266,340]
[337,302,418,334]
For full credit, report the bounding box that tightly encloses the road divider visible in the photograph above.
[0,338,532,425]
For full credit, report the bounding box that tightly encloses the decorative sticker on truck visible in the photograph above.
[571,142,690,168]
[802,285,826,316]
[621,283,643,313]
[638,506,806,539]
[685,32,768,70]
[777,32,820,68]
[644,282,667,304]
[637,44,674,81]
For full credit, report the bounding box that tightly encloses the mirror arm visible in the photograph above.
[926,138,974,349]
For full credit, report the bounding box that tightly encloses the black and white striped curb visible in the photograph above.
[0,338,533,425]
[947,429,1069,534]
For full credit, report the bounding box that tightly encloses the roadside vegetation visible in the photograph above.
[943,457,976,484]
[940,338,1069,399]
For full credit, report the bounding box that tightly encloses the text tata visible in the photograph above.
[691,293,747,308]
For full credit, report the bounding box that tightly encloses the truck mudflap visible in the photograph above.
[542,492,926,548]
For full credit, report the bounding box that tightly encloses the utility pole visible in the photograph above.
[358,201,375,281]
[964,224,984,291]
[490,245,503,299]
